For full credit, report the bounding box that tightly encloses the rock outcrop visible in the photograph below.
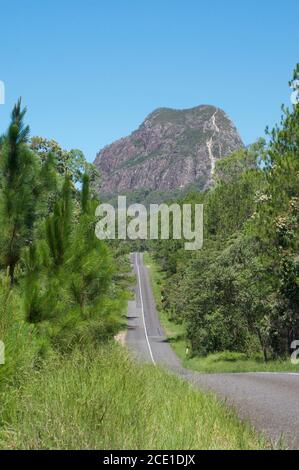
[94,105,244,198]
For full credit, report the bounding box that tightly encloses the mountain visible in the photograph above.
[94,105,244,200]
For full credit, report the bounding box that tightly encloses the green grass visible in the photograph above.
[182,352,299,374]
[0,343,265,450]
[144,252,299,374]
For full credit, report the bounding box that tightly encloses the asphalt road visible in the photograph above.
[126,252,299,449]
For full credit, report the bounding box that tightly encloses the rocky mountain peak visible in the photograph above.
[94,105,244,199]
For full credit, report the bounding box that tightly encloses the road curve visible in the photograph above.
[126,252,299,449]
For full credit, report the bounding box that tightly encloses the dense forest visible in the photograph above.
[150,65,299,362]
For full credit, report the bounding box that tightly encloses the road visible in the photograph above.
[126,252,299,449]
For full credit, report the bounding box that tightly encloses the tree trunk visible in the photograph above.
[9,263,15,286]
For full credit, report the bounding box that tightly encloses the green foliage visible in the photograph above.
[151,65,299,362]
[0,100,40,283]
[0,344,264,450]
[46,176,73,267]
[0,100,128,410]
[23,174,126,351]
[30,136,100,186]
[0,273,44,394]
[146,252,299,373]
[214,139,264,183]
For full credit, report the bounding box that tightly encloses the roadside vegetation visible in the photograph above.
[0,343,265,450]
[0,100,128,447]
[147,66,299,371]
[145,252,299,373]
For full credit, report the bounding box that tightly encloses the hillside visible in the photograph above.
[94,105,244,199]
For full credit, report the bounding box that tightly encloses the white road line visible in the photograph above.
[135,252,156,366]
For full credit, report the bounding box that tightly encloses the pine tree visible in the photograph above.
[0,99,39,284]
[46,176,73,267]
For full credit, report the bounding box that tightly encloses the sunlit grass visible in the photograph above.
[0,344,265,450]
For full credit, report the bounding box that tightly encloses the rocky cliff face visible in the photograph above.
[94,105,243,198]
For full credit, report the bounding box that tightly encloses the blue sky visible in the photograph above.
[0,0,298,162]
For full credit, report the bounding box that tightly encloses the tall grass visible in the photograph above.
[0,344,265,450]
[0,274,44,392]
